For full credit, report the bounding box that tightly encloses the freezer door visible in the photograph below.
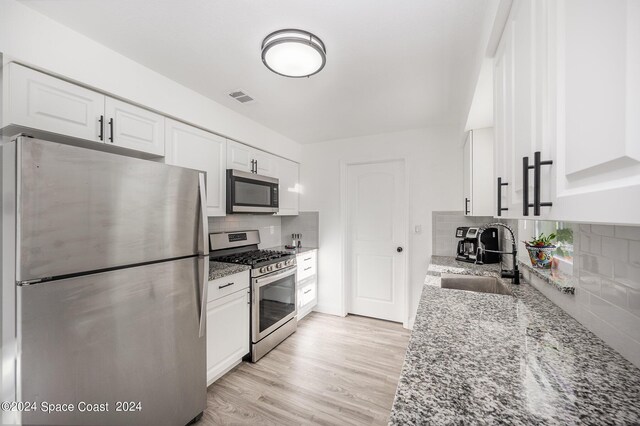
[19,257,206,426]
[17,138,208,282]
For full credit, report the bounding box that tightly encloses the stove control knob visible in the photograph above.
[276,262,283,269]
[259,267,265,273]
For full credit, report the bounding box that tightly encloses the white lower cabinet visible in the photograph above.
[296,250,317,320]
[206,286,250,386]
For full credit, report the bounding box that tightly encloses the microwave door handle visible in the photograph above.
[255,266,296,288]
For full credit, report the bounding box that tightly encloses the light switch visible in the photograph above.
[414,225,422,234]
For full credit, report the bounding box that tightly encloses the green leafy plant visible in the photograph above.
[525,232,556,248]
[555,227,573,243]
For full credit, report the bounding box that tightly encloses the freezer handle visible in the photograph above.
[198,256,208,338]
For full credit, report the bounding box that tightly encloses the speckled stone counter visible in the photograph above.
[208,261,250,281]
[389,255,640,425]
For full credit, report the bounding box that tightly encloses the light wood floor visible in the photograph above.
[197,312,410,425]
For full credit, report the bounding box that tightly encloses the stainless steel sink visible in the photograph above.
[440,274,513,296]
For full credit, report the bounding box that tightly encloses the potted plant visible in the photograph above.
[524,233,556,269]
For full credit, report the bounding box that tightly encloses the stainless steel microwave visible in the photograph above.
[226,169,279,214]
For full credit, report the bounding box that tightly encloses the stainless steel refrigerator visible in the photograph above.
[1,136,208,425]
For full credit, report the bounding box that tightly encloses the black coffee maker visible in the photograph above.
[455,226,500,264]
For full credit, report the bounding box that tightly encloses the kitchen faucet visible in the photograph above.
[475,222,520,284]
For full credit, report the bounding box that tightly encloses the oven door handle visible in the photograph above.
[254,266,297,288]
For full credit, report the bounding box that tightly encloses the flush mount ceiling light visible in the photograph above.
[261,29,326,78]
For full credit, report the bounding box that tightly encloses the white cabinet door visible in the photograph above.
[226,140,253,173]
[104,97,164,156]
[544,0,640,224]
[507,0,537,218]
[494,30,512,218]
[226,140,278,177]
[254,150,277,177]
[470,128,495,216]
[7,63,105,143]
[165,119,226,216]
[276,157,299,216]
[463,132,472,216]
[206,289,250,385]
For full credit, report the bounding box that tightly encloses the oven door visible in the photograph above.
[227,169,279,214]
[252,266,297,342]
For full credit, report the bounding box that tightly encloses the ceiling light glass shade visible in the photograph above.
[261,29,326,78]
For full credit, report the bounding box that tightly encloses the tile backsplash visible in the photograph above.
[431,211,495,257]
[515,221,640,368]
[281,211,319,248]
[208,211,320,250]
[208,215,282,249]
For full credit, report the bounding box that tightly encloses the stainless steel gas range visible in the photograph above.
[209,230,297,362]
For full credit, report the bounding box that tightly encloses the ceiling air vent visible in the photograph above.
[229,90,254,104]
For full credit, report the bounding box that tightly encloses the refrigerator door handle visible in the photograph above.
[197,171,208,338]
[198,255,208,338]
[198,172,208,256]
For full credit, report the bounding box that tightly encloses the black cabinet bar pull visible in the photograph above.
[108,118,114,143]
[533,151,553,216]
[98,115,104,141]
[255,160,258,173]
[304,267,312,271]
[497,177,509,216]
[464,197,470,215]
[303,257,312,261]
[522,156,534,216]
[218,282,234,289]
[303,289,312,294]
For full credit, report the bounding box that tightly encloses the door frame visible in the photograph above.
[340,158,410,328]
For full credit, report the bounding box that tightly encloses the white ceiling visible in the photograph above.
[19,0,492,144]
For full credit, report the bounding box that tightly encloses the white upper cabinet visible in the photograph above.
[253,149,277,177]
[165,118,226,216]
[493,30,513,218]
[7,63,105,143]
[546,0,640,224]
[276,157,300,216]
[463,129,495,217]
[492,0,640,224]
[104,97,164,156]
[226,140,253,173]
[226,139,277,177]
[5,63,164,157]
[463,132,473,215]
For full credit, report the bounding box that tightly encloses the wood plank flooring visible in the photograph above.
[197,312,410,425]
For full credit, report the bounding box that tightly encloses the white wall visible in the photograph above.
[0,0,301,161]
[300,127,463,325]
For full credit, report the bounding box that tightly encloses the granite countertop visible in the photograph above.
[268,245,318,255]
[389,255,640,425]
[208,261,250,281]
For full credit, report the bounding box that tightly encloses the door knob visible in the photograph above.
[397,247,403,253]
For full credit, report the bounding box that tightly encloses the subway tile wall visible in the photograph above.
[281,211,319,248]
[431,211,495,257]
[208,215,282,249]
[514,221,640,368]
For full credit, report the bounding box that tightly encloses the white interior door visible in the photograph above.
[346,160,406,323]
